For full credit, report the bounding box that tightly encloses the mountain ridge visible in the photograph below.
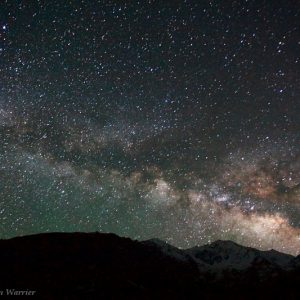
[0,232,299,299]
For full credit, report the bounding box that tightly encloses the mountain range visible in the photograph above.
[0,232,299,299]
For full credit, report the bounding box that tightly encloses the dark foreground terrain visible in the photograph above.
[0,232,300,299]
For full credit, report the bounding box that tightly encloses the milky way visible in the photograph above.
[0,1,299,254]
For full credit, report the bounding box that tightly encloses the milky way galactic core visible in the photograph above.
[0,1,299,254]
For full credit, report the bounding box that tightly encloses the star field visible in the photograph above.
[0,0,299,254]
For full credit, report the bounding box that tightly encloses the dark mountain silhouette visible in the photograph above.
[0,232,300,299]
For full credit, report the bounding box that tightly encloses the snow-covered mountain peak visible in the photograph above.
[141,238,295,272]
[186,240,294,271]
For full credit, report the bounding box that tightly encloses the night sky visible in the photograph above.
[0,1,299,254]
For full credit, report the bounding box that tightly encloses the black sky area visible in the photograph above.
[0,0,299,254]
